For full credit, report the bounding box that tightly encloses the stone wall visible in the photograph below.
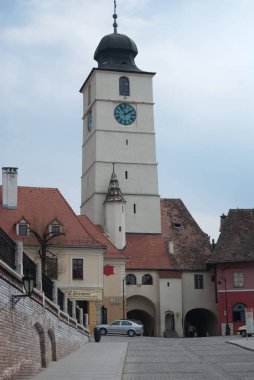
[0,261,89,380]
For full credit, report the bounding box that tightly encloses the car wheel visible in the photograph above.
[240,330,247,337]
[128,330,136,337]
[100,328,107,335]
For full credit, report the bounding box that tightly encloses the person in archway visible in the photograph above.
[188,324,195,337]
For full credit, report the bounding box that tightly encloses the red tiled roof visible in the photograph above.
[124,199,212,271]
[0,186,103,249]
[160,199,212,270]
[209,209,254,263]
[158,271,182,279]
[124,234,170,270]
[78,215,125,259]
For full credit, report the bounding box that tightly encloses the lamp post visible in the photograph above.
[224,278,231,335]
[122,277,125,319]
[12,273,36,308]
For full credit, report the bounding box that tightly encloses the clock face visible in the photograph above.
[87,111,92,131]
[114,103,136,125]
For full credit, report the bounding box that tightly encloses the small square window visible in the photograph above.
[19,224,28,236]
[51,224,61,234]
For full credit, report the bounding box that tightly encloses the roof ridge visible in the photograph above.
[77,215,107,248]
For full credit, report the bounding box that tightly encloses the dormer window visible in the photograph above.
[16,219,29,236]
[49,220,62,235]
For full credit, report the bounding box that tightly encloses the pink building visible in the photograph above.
[209,210,254,335]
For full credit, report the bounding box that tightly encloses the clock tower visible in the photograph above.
[80,7,161,235]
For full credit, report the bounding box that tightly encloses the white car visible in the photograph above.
[238,325,254,337]
[96,319,144,337]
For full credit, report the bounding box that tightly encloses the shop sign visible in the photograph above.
[110,299,121,305]
[65,289,102,301]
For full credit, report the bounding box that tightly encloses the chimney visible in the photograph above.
[219,213,227,232]
[2,167,18,209]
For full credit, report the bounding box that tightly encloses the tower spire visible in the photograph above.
[113,0,118,33]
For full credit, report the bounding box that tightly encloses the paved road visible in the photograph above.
[121,335,254,380]
[31,335,254,380]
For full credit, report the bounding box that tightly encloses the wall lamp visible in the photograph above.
[12,273,36,308]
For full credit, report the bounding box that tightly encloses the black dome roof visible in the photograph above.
[94,32,141,72]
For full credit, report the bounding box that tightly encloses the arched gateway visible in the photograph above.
[127,295,156,336]
[184,308,218,337]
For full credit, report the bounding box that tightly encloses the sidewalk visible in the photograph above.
[31,341,128,380]
[227,336,254,352]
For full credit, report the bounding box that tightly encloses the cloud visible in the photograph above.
[1,0,254,240]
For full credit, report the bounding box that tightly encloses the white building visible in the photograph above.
[79,8,217,337]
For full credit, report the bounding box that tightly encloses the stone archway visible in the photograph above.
[34,322,46,368]
[127,295,156,336]
[48,328,57,361]
[184,308,218,337]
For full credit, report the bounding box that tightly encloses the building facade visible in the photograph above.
[209,210,254,336]
[0,167,125,331]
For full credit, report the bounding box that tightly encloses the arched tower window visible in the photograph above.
[126,274,136,285]
[119,76,130,96]
[142,274,153,285]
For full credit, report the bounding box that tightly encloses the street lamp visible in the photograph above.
[122,277,125,319]
[218,277,230,335]
[224,278,231,335]
[12,273,36,308]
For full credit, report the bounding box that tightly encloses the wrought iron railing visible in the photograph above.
[0,228,16,269]
[42,272,53,301]
[67,298,73,317]
[23,252,37,278]
[58,288,65,311]
[0,228,85,327]
[76,307,80,324]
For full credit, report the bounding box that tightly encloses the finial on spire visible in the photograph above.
[113,162,115,172]
[113,0,118,33]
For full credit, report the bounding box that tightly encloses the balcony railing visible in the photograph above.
[23,252,37,278]
[1,230,86,327]
[42,272,54,301]
[58,288,65,311]
[67,298,73,317]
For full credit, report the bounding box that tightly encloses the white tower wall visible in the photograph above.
[81,69,161,234]
[104,202,126,249]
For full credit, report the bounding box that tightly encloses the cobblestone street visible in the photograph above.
[31,335,254,380]
[121,336,254,380]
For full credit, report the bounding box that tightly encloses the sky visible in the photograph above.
[1,0,254,242]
